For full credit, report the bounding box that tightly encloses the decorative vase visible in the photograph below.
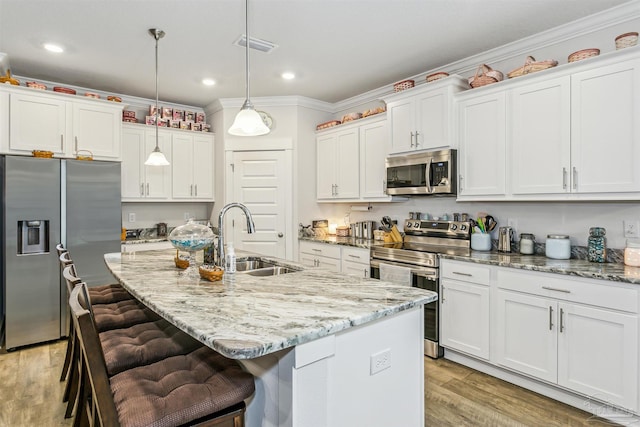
[169,219,215,277]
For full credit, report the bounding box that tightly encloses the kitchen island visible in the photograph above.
[104,250,435,427]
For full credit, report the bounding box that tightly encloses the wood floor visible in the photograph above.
[0,339,620,427]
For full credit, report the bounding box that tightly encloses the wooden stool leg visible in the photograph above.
[64,335,81,417]
[59,331,74,381]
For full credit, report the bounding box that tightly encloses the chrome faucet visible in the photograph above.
[217,202,255,267]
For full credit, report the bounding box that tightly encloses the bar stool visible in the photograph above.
[69,283,255,427]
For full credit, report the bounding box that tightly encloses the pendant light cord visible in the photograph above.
[244,0,251,105]
[155,30,160,149]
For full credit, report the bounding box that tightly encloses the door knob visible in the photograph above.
[277,232,283,238]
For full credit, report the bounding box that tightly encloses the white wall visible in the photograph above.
[122,202,211,229]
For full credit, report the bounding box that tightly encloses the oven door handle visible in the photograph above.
[370,259,438,277]
[425,158,433,194]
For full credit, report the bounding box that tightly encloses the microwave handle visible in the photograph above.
[425,158,433,193]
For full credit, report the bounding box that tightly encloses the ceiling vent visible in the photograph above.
[234,35,278,53]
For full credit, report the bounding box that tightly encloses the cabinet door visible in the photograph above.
[416,87,448,150]
[440,279,490,360]
[457,92,506,197]
[121,127,144,199]
[342,260,369,278]
[72,102,122,160]
[192,135,214,199]
[334,129,359,199]
[9,93,67,154]
[510,77,571,195]
[315,255,341,272]
[494,289,557,383]
[387,98,415,154]
[558,303,638,412]
[317,133,338,199]
[360,120,388,199]
[143,131,172,199]
[571,59,640,193]
[171,133,194,199]
[299,252,318,268]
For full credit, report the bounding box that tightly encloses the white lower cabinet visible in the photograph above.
[440,260,491,360]
[298,241,371,276]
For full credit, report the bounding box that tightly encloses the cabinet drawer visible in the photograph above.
[441,260,490,285]
[342,247,370,264]
[299,241,341,259]
[496,267,638,313]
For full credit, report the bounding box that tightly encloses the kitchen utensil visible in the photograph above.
[484,215,497,231]
[156,222,168,237]
[381,216,393,232]
[497,226,514,252]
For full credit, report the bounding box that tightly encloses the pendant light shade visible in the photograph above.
[145,28,170,166]
[228,0,270,136]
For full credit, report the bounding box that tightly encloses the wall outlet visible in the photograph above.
[370,349,392,375]
[624,220,640,238]
[128,212,136,223]
[184,212,190,221]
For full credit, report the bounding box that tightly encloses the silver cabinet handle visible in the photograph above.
[383,179,387,192]
[146,183,149,196]
[572,167,577,190]
[562,168,567,189]
[560,308,565,333]
[542,286,570,293]
[61,135,64,150]
[414,131,420,147]
[364,268,369,278]
[459,175,463,192]
[549,306,554,330]
[334,184,338,196]
[140,183,144,196]
[348,254,361,259]
[190,184,193,196]
[441,285,445,303]
[311,248,321,252]
[410,132,415,147]
[194,184,198,196]
[75,136,78,152]
[452,271,472,277]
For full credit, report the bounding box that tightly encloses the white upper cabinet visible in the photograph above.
[316,127,359,200]
[1,85,123,160]
[171,133,214,200]
[359,118,395,201]
[457,89,506,198]
[384,77,467,155]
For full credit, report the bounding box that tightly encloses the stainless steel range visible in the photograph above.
[370,219,471,358]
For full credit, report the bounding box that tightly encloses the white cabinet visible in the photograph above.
[495,268,639,412]
[171,133,214,200]
[359,119,389,200]
[457,90,506,198]
[316,127,359,200]
[384,77,467,154]
[341,246,370,278]
[2,86,122,160]
[299,241,341,273]
[440,260,491,360]
[121,125,171,200]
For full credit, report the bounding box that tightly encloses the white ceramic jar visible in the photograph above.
[545,234,571,259]
[624,239,640,267]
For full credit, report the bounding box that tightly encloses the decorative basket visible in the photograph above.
[568,48,600,63]
[316,120,341,131]
[336,226,350,237]
[615,32,638,50]
[32,150,54,158]
[174,251,189,269]
[341,112,362,123]
[199,265,224,282]
[426,72,449,83]
[362,106,386,118]
[26,81,47,90]
[507,56,558,79]
[75,150,94,161]
[468,64,503,88]
[393,79,415,92]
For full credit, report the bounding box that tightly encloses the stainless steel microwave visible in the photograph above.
[385,149,457,196]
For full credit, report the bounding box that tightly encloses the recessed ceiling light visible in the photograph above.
[43,43,64,53]
[202,78,216,86]
[282,72,295,80]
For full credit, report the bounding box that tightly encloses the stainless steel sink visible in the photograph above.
[244,266,295,276]
[235,257,277,271]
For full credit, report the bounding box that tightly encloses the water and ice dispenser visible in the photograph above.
[17,220,49,254]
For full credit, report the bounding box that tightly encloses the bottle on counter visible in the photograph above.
[624,239,640,267]
[203,243,216,265]
[545,234,571,259]
[587,227,607,263]
[225,243,236,273]
[519,233,536,255]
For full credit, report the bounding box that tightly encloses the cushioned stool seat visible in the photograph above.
[93,299,160,332]
[100,319,202,376]
[110,346,255,427]
[89,284,134,305]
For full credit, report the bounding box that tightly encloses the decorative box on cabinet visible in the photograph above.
[383,76,467,155]
[121,125,171,201]
[1,85,123,160]
[171,132,214,201]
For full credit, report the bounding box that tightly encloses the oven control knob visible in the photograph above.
[414,221,420,228]
[450,224,458,230]
[460,224,467,231]
[406,223,412,228]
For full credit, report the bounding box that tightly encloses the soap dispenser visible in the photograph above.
[225,243,236,273]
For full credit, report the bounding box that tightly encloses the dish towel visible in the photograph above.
[379,263,412,286]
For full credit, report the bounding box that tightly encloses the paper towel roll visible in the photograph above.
[350,205,372,212]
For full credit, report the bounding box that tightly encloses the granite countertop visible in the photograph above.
[299,235,384,249]
[440,251,640,285]
[104,250,436,360]
[121,237,169,244]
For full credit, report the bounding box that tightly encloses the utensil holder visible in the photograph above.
[471,233,492,251]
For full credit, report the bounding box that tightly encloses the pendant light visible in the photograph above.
[145,28,170,166]
[228,0,270,136]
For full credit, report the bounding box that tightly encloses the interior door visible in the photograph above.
[229,150,289,259]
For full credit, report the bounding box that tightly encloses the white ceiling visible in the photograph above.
[0,0,631,107]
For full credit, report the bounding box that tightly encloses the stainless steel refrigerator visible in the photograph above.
[1,156,121,349]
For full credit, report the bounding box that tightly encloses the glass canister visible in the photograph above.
[624,238,640,267]
[545,235,571,259]
[519,233,536,255]
[587,227,606,263]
